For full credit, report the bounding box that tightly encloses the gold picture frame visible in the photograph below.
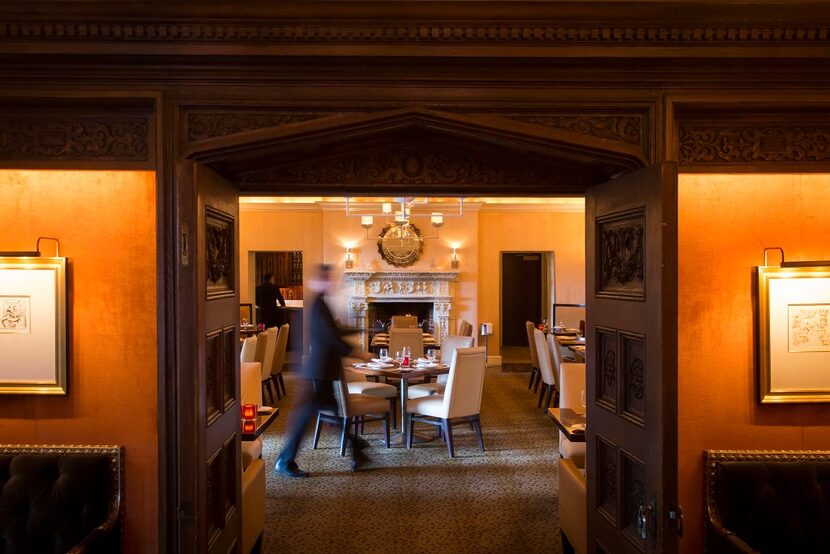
[757,264,830,403]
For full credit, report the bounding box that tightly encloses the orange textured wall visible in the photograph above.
[0,170,158,554]
[678,174,830,553]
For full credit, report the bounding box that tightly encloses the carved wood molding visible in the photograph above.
[235,147,587,191]
[679,122,830,165]
[0,115,149,163]
[506,114,644,148]
[2,21,829,48]
[186,111,335,145]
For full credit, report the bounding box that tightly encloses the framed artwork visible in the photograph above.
[0,257,67,394]
[757,264,830,403]
[239,303,253,325]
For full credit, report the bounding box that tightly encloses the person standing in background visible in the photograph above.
[255,272,285,328]
[274,264,373,477]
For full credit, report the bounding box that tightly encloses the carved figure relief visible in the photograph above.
[597,209,645,299]
[680,123,830,165]
[0,117,149,162]
[205,206,234,299]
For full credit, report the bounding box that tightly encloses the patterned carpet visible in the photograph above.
[259,369,563,553]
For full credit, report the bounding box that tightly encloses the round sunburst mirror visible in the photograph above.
[377,223,424,267]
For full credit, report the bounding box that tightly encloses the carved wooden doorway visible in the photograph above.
[175,107,674,554]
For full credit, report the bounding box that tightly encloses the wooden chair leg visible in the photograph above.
[262,382,273,405]
[436,423,443,439]
[278,373,286,396]
[358,415,364,435]
[544,384,554,410]
[533,372,542,393]
[474,415,485,452]
[340,417,350,457]
[312,413,323,449]
[537,383,547,408]
[406,415,415,449]
[442,418,455,458]
[528,367,537,390]
[270,379,281,402]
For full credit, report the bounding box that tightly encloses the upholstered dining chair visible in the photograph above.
[312,377,392,456]
[240,335,257,364]
[407,335,475,399]
[534,329,559,411]
[456,319,474,337]
[240,360,266,554]
[342,367,398,429]
[558,362,586,460]
[268,324,289,401]
[525,321,541,392]
[388,327,424,359]
[390,314,418,329]
[406,346,487,458]
[254,328,277,404]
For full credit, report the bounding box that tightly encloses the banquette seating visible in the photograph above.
[240,360,267,553]
[0,444,123,553]
[705,450,830,554]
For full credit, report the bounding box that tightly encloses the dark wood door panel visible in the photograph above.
[586,163,678,554]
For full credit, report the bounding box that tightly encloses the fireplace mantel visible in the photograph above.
[344,270,460,349]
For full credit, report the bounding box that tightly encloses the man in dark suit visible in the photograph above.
[255,272,285,328]
[275,264,372,477]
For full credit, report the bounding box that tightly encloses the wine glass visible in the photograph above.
[579,390,587,412]
[395,350,403,365]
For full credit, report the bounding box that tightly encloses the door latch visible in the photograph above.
[637,502,655,540]
[668,505,684,537]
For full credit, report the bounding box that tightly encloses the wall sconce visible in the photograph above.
[431,212,444,227]
[382,202,392,214]
[361,215,374,229]
[451,248,459,269]
[345,248,354,269]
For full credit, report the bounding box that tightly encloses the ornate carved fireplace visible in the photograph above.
[344,270,459,350]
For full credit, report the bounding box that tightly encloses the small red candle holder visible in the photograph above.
[241,403,257,419]
[242,419,256,434]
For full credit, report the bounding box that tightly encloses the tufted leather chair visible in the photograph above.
[706,450,830,553]
[0,445,122,553]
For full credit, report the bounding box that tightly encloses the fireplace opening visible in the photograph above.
[368,302,434,334]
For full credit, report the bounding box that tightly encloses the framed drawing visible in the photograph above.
[0,257,67,394]
[757,264,830,403]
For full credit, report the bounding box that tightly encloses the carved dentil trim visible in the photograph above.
[2,22,829,46]
[507,114,643,147]
[679,123,830,164]
[0,117,149,161]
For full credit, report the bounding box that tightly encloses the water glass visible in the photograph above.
[426,348,437,362]
[402,346,411,367]
[579,390,587,411]
[378,348,389,360]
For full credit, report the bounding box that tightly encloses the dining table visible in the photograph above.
[350,359,450,446]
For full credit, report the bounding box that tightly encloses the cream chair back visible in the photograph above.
[332,377,350,418]
[391,314,418,328]
[559,362,586,459]
[240,361,263,406]
[457,319,474,337]
[436,335,475,385]
[525,321,539,369]
[443,346,487,419]
[240,336,257,364]
[546,333,563,390]
[271,324,289,376]
[534,329,556,387]
[389,328,424,358]
[258,328,277,381]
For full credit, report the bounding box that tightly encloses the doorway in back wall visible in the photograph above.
[500,252,552,357]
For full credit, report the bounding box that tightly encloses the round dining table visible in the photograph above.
[350,360,450,446]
